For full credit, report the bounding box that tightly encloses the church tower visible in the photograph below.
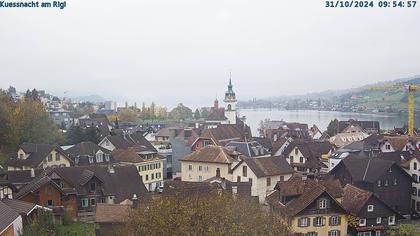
[224,74,237,124]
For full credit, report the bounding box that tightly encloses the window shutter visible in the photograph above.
[316,199,320,209]
[307,217,311,226]
[337,230,341,236]
[322,217,326,226]
[326,199,331,208]
[329,216,332,226]
[338,216,341,225]
[298,218,301,227]
[313,217,316,226]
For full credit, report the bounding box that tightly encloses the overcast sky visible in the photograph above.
[1,0,419,108]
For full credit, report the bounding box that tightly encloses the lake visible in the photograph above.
[239,109,417,136]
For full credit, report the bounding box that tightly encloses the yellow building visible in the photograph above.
[179,146,241,182]
[7,143,72,171]
[267,174,348,236]
[112,148,164,191]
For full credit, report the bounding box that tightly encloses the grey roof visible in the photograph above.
[225,140,269,157]
[241,156,294,177]
[106,133,157,152]
[0,201,19,233]
[2,198,37,215]
[7,143,71,168]
[6,169,43,185]
[65,141,112,165]
[15,175,63,199]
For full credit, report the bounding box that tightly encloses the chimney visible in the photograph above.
[132,194,139,208]
[30,168,35,178]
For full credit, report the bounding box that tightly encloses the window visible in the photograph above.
[81,198,89,207]
[377,180,381,187]
[203,140,210,146]
[295,148,299,155]
[314,217,324,227]
[188,165,193,171]
[96,153,103,163]
[90,182,96,192]
[318,199,327,209]
[414,162,418,170]
[376,217,381,224]
[55,153,60,161]
[198,176,203,181]
[329,230,339,236]
[306,233,317,236]
[384,179,389,186]
[248,178,253,184]
[216,168,220,177]
[413,174,418,182]
[105,140,109,146]
[385,144,391,150]
[393,178,398,185]
[205,166,209,172]
[47,200,54,207]
[413,187,417,196]
[359,218,366,226]
[198,166,202,171]
[242,166,247,177]
[90,198,96,206]
[375,231,381,236]
[75,157,79,164]
[89,156,93,163]
[300,157,304,163]
[330,216,340,226]
[298,217,309,227]
[290,156,294,163]
[388,216,395,225]
[237,176,241,182]
[48,154,53,162]
[388,168,392,173]
[266,177,271,186]
[19,153,23,159]
[105,154,110,162]
[151,173,154,179]
[145,175,149,181]
[358,233,371,236]
[367,205,374,212]
[280,175,284,181]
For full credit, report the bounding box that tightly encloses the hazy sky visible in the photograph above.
[1,0,419,108]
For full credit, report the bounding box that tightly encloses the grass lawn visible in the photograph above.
[56,222,95,236]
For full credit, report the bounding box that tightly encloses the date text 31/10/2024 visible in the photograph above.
[325,0,416,8]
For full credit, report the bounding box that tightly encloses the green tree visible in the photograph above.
[169,103,193,120]
[20,210,57,236]
[326,118,339,136]
[194,108,201,120]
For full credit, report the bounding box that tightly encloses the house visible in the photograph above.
[64,141,112,166]
[179,146,242,182]
[309,125,323,140]
[201,123,251,146]
[78,113,112,139]
[112,148,164,191]
[329,132,370,148]
[400,154,420,212]
[99,132,157,153]
[0,180,15,200]
[379,135,420,153]
[282,141,333,174]
[7,143,72,171]
[342,184,403,236]
[190,137,216,152]
[337,120,380,134]
[225,140,270,158]
[230,156,294,203]
[95,203,131,236]
[15,165,147,220]
[271,137,291,157]
[0,201,22,236]
[329,157,413,216]
[266,174,348,236]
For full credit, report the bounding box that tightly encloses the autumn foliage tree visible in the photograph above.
[122,191,289,236]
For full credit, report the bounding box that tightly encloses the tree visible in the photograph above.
[168,103,193,120]
[194,108,201,120]
[122,191,289,236]
[387,224,420,236]
[200,108,209,119]
[66,125,85,144]
[150,102,156,119]
[20,210,56,236]
[84,127,101,144]
[326,118,339,136]
[118,108,137,122]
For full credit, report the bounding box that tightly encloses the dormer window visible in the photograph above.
[294,148,299,155]
[318,198,328,209]
[55,153,60,161]
[19,154,23,159]
[96,152,103,163]
[105,154,110,162]
[48,154,53,162]
[89,156,93,163]
[90,182,96,191]
[75,157,79,164]
[367,205,374,212]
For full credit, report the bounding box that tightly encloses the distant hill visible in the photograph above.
[71,94,106,103]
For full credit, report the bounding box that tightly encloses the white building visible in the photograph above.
[223,77,237,125]
[401,156,420,212]
[231,156,294,203]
